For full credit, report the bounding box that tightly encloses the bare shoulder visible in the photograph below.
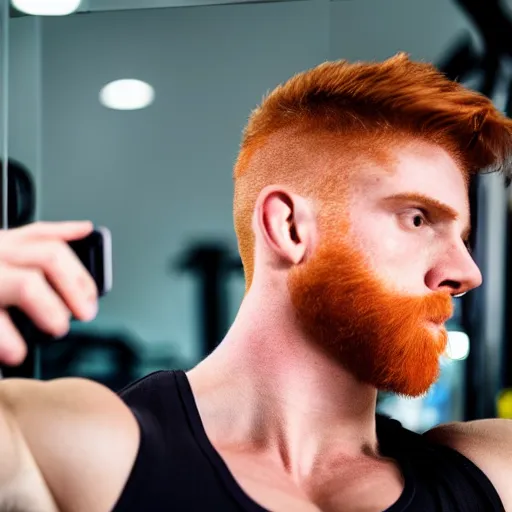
[0,377,140,512]
[424,419,512,511]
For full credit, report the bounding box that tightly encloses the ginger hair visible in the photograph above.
[233,53,512,290]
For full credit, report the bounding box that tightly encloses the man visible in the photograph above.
[0,53,511,512]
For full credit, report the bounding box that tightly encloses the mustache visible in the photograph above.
[418,291,454,323]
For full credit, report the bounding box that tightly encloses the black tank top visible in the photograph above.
[112,370,505,512]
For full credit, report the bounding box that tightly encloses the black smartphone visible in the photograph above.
[68,226,112,297]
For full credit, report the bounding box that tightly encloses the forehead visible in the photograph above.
[351,141,470,216]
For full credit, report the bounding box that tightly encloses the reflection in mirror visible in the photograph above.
[3,0,512,437]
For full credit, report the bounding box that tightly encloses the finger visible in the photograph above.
[0,241,98,322]
[0,309,28,366]
[5,221,94,242]
[0,263,72,337]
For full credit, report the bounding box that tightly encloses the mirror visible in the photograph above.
[4,0,511,428]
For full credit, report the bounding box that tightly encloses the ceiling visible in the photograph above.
[9,0,310,16]
[9,0,512,15]
[80,0,295,8]
[78,0,510,11]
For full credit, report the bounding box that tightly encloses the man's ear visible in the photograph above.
[254,186,315,266]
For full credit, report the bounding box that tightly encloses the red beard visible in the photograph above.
[288,237,453,397]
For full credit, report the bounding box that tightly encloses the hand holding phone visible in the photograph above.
[0,221,112,367]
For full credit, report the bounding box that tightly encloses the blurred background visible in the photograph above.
[0,0,511,432]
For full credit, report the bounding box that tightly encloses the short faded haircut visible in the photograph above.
[233,53,512,289]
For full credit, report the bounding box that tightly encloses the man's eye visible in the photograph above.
[404,210,428,228]
[412,214,425,227]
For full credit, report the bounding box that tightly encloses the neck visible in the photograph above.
[187,283,382,485]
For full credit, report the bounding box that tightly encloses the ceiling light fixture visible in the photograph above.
[99,79,155,111]
[12,0,82,16]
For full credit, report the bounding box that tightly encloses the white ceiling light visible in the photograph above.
[445,331,470,361]
[12,0,82,15]
[99,79,155,111]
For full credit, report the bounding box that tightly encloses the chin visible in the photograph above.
[393,370,441,398]
[373,356,442,399]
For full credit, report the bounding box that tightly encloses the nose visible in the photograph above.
[425,241,483,296]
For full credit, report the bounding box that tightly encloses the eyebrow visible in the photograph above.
[384,192,471,241]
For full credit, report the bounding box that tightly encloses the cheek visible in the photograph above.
[381,233,427,263]
[348,212,433,292]
[360,220,413,263]
[374,213,436,260]
[360,230,430,293]
[381,236,402,255]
